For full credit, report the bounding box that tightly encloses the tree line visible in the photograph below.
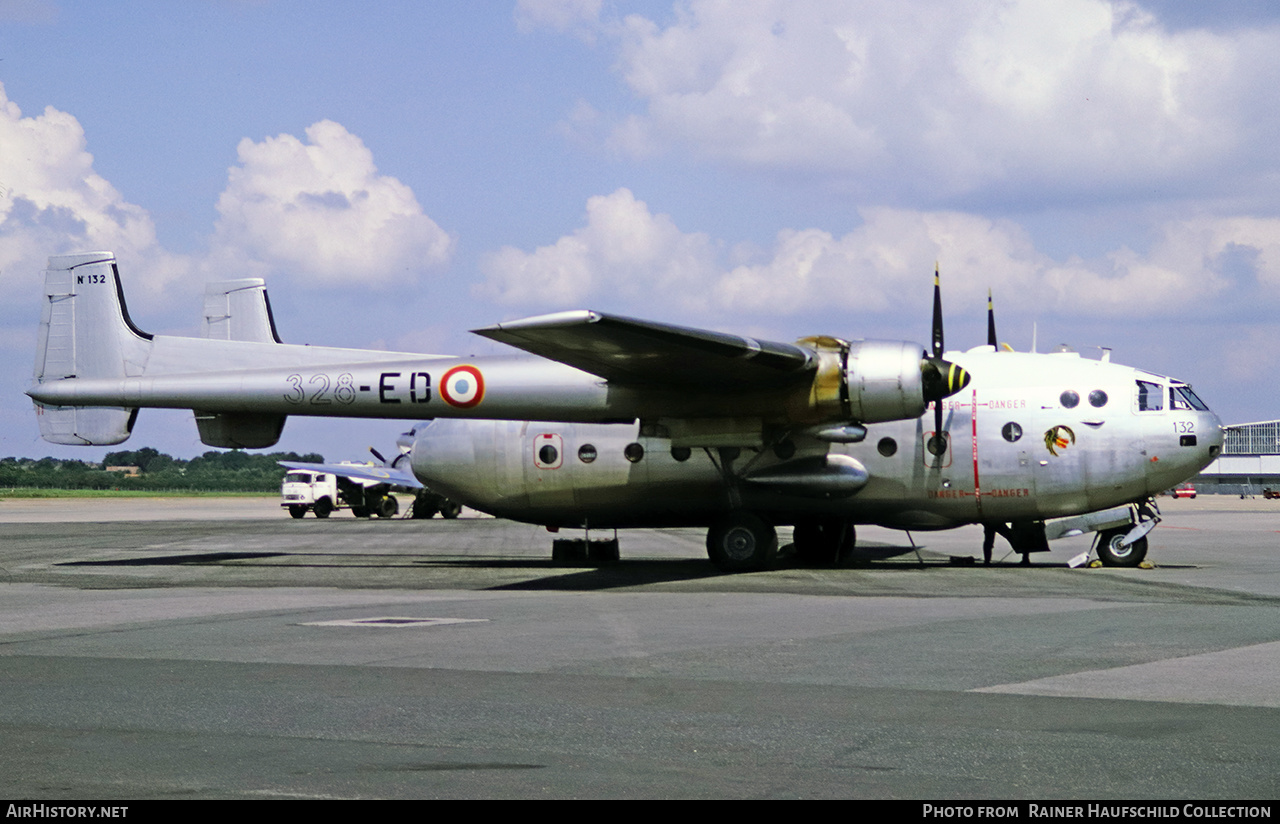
[0,448,325,492]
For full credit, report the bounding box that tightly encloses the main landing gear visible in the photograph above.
[705,514,856,571]
[792,518,856,565]
[706,512,778,571]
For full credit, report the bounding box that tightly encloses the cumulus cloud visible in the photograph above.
[0,82,189,308]
[577,0,1278,206]
[478,188,719,308]
[478,188,1280,324]
[0,84,453,321]
[210,120,453,286]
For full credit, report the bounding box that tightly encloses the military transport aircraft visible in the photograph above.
[27,252,1223,570]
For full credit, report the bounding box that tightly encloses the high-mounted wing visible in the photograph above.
[472,310,816,390]
[28,252,971,450]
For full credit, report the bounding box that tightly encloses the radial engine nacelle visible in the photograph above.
[800,336,969,426]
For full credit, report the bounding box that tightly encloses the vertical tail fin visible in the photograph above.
[195,278,287,448]
[31,252,151,445]
[202,279,283,343]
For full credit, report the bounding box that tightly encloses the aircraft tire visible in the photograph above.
[706,512,777,572]
[439,502,462,519]
[313,498,333,519]
[793,519,855,565]
[376,496,399,518]
[351,506,370,518]
[288,505,307,519]
[1097,528,1148,567]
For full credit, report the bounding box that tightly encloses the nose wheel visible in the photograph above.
[706,512,777,571]
[1096,527,1149,567]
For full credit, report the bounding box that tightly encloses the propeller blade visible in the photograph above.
[934,398,944,456]
[923,265,970,456]
[932,264,944,358]
[987,288,998,348]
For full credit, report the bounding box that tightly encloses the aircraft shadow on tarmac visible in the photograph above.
[50,542,1112,594]
[60,552,288,566]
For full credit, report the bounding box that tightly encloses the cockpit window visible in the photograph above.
[1171,385,1209,411]
[1136,380,1164,412]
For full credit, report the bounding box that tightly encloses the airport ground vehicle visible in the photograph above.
[281,463,461,519]
[1169,484,1197,499]
[281,465,399,518]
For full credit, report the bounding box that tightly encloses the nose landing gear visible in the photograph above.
[1096,527,1149,567]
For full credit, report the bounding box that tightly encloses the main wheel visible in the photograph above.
[792,519,855,565]
[412,498,437,519]
[706,512,777,572]
[1097,527,1148,567]
[376,495,399,518]
[313,497,333,519]
[288,505,307,519]
[439,501,462,519]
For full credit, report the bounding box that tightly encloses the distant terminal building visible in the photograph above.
[1194,420,1280,495]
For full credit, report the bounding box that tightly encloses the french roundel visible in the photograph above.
[440,365,485,408]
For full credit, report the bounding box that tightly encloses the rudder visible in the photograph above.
[31,252,151,445]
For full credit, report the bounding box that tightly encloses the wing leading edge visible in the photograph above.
[472,310,816,390]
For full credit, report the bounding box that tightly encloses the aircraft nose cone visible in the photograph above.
[1204,411,1226,461]
[921,356,970,402]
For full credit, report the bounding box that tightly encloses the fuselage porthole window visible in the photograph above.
[877,437,897,457]
[539,444,559,465]
[1089,389,1108,408]
[1060,390,1079,409]
[1002,422,1023,443]
[578,444,597,463]
[624,442,645,463]
[671,446,692,462]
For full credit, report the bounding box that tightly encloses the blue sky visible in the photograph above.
[3,0,1280,462]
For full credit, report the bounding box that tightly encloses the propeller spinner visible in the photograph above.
[921,266,970,455]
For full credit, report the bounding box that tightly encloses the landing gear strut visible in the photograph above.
[706,512,777,571]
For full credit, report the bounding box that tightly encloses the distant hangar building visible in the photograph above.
[1194,420,1280,495]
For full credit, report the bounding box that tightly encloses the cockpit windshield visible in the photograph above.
[1171,385,1209,411]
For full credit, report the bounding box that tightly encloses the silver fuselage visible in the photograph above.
[408,348,1223,530]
